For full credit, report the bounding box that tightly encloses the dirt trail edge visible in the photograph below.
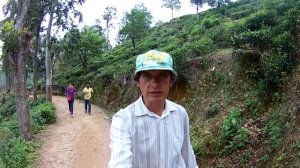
[36,96,111,168]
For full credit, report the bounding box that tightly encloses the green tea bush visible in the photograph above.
[194,37,214,56]
[272,32,297,55]
[0,138,36,168]
[230,8,255,20]
[207,25,231,48]
[30,102,56,127]
[244,10,277,31]
[263,52,294,88]
[202,17,221,29]
[232,28,272,52]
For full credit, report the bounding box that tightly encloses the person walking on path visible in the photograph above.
[65,83,76,116]
[82,83,93,115]
[108,50,198,168]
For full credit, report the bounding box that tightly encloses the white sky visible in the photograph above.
[0,0,210,49]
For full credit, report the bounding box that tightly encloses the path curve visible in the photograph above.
[36,96,111,168]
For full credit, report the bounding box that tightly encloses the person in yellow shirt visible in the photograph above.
[82,83,93,115]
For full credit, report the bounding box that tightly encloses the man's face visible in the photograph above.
[137,70,173,105]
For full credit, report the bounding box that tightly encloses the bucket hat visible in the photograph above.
[135,50,177,76]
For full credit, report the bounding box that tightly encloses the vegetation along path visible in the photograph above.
[36,96,111,168]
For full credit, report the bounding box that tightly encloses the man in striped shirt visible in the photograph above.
[109,50,198,168]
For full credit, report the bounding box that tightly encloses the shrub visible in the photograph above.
[220,108,248,155]
[27,95,46,109]
[202,17,221,29]
[244,10,277,31]
[272,32,297,55]
[0,138,36,168]
[0,94,16,120]
[232,28,272,52]
[194,37,214,56]
[30,102,56,127]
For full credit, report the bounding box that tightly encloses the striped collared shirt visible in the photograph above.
[108,97,198,168]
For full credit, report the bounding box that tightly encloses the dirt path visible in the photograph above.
[35,96,111,168]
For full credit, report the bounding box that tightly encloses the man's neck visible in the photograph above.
[142,97,165,117]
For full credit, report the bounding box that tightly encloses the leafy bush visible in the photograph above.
[244,10,277,31]
[263,52,294,88]
[27,95,46,109]
[243,97,261,116]
[272,32,297,55]
[207,99,220,119]
[230,8,255,20]
[202,17,221,29]
[0,138,36,168]
[0,118,20,137]
[232,28,272,52]
[220,108,248,155]
[206,24,231,48]
[0,94,16,120]
[30,102,56,127]
[194,37,214,56]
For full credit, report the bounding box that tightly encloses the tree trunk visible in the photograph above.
[5,65,14,94]
[32,27,40,101]
[45,2,55,102]
[9,0,32,141]
[106,20,110,50]
[197,6,199,20]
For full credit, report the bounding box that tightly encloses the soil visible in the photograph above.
[35,96,111,168]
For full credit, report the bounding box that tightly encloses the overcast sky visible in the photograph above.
[0,0,210,49]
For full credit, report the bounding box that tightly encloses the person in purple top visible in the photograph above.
[65,83,76,116]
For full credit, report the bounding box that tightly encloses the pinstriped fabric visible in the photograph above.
[108,97,198,168]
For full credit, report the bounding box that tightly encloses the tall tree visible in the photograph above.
[62,26,106,74]
[206,0,231,9]
[44,0,85,102]
[119,4,152,48]
[29,0,46,101]
[1,0,33,141]
[162,0,181,19]
[190,0,204,19]
[102,6,116,49]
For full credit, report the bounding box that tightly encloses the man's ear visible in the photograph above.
[169,82,173,88]
[136,81,140,88]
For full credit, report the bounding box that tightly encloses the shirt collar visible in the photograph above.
[134,96,176,117]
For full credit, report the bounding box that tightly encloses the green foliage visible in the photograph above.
[202,17,221,29]
[220,108,248,155]
[27,96,47,109]
[262,106,288,150]
[0,138,36,168]
[232,28,272,52]
[30,102,56,132]
[263,52,294,88]
[206,24,231,48]
[119,4,152,47]
[190,127,219,157]
[0,94,16,120]
[272,32,297,54]
[244,10,277,31]
[162,0,181,11]
[207,99,220,119]
[243,97,261,116]
[194,37,215,55]
[263,121,282,149]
